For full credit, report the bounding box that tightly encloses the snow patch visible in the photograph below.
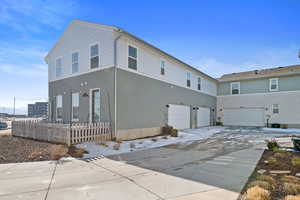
[262,128,300,133]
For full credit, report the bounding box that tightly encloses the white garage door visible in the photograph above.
[223,108,265,127]
[168,104,190,129]
[197,107,210,127]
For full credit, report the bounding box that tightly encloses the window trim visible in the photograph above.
[71,92,79,121]
[56,95,63,121]
[269,78,279,91]
[127,44,138,70]
[71,51,79,74]
[197,77,201,90]
[90,43,100,69]
[55,57,63,78]
[272,104,279,114]
[89,88,101,123]
[230,82,240,95]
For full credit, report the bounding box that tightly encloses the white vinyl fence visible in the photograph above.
[12,121,111,146]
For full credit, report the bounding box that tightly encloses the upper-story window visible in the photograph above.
[55,58,62,78]
[160,60,165,75]
[269,78,278,91]
[72,52,79,73]
[128,45,137,70]
[186,72,191,87]
[197,77,201,90]
[231,82,240,95]
[72,92,79,121]
[90,44,99,69]
[56,95,62,120]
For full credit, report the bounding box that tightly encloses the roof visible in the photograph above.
[218,64,300,82]
[45,19,217,82]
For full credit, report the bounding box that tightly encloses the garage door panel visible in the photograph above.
[223,108,264,127]
[168,105,190,130]
[197,107,210,127]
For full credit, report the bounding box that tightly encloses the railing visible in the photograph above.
[12,121,111,146]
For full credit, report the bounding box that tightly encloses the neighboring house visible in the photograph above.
[45,20,218,140]
[217,65,300,128]
[28,102,48,118]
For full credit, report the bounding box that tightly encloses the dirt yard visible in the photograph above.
[0,135,87,164]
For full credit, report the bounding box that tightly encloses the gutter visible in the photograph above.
[113,29,123,139]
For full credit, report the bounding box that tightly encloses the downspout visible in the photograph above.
[113,29,123,139]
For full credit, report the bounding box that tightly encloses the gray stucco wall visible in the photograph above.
[116,68,217,130]
[218,75,300,95]
[48,68,115,125]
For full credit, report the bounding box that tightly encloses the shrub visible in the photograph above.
[113,143,120,150]
[282,176,300,185]
[248,181,271,190]
[171,129,178,137]
[245,186,270,200]
[162,125,173,135]
[266,140,280,151]
[285,195,300,200]
[257,175,276,185]
[284,183,300,195]
[292,157,300,167]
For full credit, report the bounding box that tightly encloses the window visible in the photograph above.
[197,77,201,90]
[72,93,79,120]
[269,78,278,91]
[91,89,101,122]
[187,72,191,87]
[56,95,62,120]
[72,52,79,73]
[160,60,165,75]
[90,44,99,69]
[55,58,62,78]
[273,104,279,114]
[128,45,137,70]
[231,82,240,95]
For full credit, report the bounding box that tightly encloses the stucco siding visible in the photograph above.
[218,75,300,95]
[48,68,115,125]
[116,68,217,130]
[217,91,300,126]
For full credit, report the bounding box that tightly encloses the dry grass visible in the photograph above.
[257,174,276,185]
[284,183,300,195]
[285,195,300,200]
[248,181,271,190]
[274,152,288,159]
[292,157,300,167]
[28,150,44,160]
[50,145,68,160]
[282,176,300,185]
[113,143,120,150]
[245,186,270,200]
[267,157,278,165]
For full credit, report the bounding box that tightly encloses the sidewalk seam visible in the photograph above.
[44,161,58,200]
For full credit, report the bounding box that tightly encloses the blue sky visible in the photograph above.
[1,0,300,114]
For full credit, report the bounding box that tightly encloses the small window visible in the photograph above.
[187,72,191,87]
[90,44,99,69]
[269,78,278,91]
[197,77,201,90]
[72,93,79,120]
[56,95,62,120]
[128,45,137,70]
[231,82,240,95]
[55,58,62,78]
[160,60,165,75]
[273,104,279,114]
[72,52,79,73]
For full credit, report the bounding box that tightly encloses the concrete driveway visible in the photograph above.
[0,127,294,200]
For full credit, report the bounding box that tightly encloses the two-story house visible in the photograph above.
[45,20,218,140]
[217,65,300,128]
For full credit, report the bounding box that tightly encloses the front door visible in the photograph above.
[91,89,100,122]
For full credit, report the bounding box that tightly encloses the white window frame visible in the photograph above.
[55,57,62,78]
[56,95,63,121]
[72,51,79,74]
[90,43,99,69]
[272,104,279,114]
[160,60,165,75]
[269,78,279,91]
[231,82,240,95]
[89,88,101,123]
[197,77,201,90]
[72,92,79,121]
[127,44,138,70]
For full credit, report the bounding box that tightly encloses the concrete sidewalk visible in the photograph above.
[0,157,240,200]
